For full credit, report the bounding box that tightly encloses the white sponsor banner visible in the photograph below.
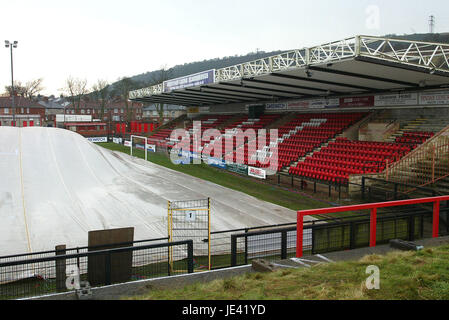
[375,93,418,106]
[87,137,107,143]
[56,114,92,122]
[420,91,449,105]
[266,102,287,110]
[288,98,339,110]
[113,137,122,144]
[124,140,131,147]
[163,69,215,92]
[147,144,156,152]
[248,166,266,179]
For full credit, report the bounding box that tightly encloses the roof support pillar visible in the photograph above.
[305,47,310,65]
[355,35,361,56]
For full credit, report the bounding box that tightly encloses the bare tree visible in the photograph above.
[4,80,26,97]
[115,77,137,123]
[24,78,44,99]
[91,79,110,120]
[5,79,44,99]
[62,77,88,113]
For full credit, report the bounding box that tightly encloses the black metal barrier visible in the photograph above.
[209,222,297,269]
[230,207,449,267]
[0,240,193,300]
[230,226,299,267]
[361,176,442,202]
[0,237,169,265]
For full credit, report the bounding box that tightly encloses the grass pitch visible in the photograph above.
[97,143,328,212]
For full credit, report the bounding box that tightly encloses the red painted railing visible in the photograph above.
[296,195,449,258]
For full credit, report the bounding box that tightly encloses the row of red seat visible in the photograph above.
[395,131,434,145]
[235,112,367,169]
[288,135,427,185]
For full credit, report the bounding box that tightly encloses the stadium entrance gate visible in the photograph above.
[168,198,211,271]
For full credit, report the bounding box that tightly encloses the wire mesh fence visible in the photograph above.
[230,207,449,267]
[168,198,210,270]
[0,240,193,300]
[0,237,169,266]
[2,201,448,300]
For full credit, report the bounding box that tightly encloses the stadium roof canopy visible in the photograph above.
[130,35,449,107]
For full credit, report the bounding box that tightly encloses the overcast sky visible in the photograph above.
[1,0,448,96]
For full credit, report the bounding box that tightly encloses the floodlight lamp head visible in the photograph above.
[5,40,9,48]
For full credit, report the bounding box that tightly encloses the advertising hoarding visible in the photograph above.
[163,70,215,92]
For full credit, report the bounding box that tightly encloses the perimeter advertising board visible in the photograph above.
[266,102,287,110]
[227,163,248,175]
[248,166,266,179]
[420,91,449,105]
[163,69,215,93]
[288,98,339,110]
[113,137,123,144]
[340,96,374,108]
[207,157,227,169]
[87,137,107,143]
[374,93,418,106]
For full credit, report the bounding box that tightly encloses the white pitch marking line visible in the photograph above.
[289,258,311,268]
[294,258,322,264]
[315,254,334,263]
[271,263,299,269]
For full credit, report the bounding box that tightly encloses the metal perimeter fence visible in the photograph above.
[229,206,449,267]
[2,203,449,300]
[0,240,193,300]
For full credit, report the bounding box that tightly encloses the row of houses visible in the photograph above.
[0,95,186,127]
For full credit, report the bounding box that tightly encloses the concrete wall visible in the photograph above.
[348,174,380,197]
[27,265,252,300]
[341,114,373,140]
[359,122,400,141]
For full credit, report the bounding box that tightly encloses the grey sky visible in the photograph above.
[1,0,448,96]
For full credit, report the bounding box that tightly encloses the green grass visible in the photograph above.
[126,244,449,300]
[96,143,328,211]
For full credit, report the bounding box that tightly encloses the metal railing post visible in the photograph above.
[244,229,248,265]
[361,177,365,200]
[187,240,194,273]
[281,231,287,260]
[104,251,112,285]
[370,208,377,247]
[350,222,356,249]
[296,212,304,258]
[231,234,237,267]
[433,201,440,238]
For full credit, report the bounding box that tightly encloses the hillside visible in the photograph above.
[108,50,286,94]
[386,32,449,43]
